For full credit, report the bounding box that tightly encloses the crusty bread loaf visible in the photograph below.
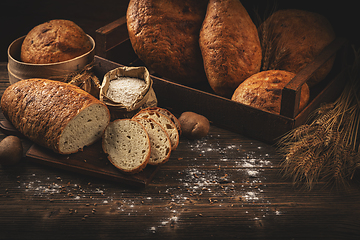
[126,0,208,85]
[258,9,336,87]
[102,119,150,174]
[199,0,262,97]
[133,110,179,150]
[140,107,182,135]
[231,70,310,114]
[21,19,92,64]
[134,117,171,165]
[0,79,110,154]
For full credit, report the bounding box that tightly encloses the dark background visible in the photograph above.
[1,0,359,62]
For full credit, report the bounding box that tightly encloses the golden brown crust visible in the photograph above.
[0,79,108,153]
[199,0,262,97]
[126,0,208,85]
[259,9,336,87]
[231,70,310,114]
[21,19,92,64]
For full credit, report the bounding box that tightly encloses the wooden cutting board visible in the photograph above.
[0,120,160,187]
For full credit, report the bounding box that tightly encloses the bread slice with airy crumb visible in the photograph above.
[139,107,182,135]
[134,117,172,165]
[133,110,179,150]
[102,119,150,174]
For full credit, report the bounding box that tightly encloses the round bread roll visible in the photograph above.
[259,9,336,87]
[231,70,310,114]
[199,0,262,97]
[126,0,208,85]
[21,19,92,64]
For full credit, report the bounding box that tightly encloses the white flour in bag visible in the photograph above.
[106,77,146,106]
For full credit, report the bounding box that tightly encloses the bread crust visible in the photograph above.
[231,70,310,114]
[199,0,262,97]
[1,79,110,154]
[126,0,208,85]
[21,19,92,64]
[259,9,336,87]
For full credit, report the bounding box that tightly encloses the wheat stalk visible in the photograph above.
[277,46,360,190]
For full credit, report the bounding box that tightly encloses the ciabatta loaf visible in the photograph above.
[0,79,110,154]
[133,110,179,150]
[134,118,171,165]
[102,119,150,173]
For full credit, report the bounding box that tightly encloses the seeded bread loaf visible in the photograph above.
[126,0,208,85]
[0,79,110,154]
[21,19,92,64]
[133,110,179,150]
[231,70,310,114]
[258,9,336,87]
[199,0,262,97]
[102,119,150,174]
[134,118,171,165]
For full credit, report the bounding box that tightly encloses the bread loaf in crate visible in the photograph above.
[199,0,262,97]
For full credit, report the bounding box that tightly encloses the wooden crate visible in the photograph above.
[94,16,348,144]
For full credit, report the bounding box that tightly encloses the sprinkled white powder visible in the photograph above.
[106,77,146,106]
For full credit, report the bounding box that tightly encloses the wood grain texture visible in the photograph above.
[1,61,360,239]
[1,0,360,237]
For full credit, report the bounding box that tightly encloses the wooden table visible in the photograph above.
[1,61,360,240]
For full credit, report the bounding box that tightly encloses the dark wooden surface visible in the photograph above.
[1,61,360,240]
[1,1,360,239]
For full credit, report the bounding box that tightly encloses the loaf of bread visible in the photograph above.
[258,9,336,87]
[231,70,310,114]
[102,119,150,174]
[1,79,110,154]
[134,118,171,165]
[21,19,92,64]
[133,110,179,150]
[199,0,262,97]
[126,0,208,85]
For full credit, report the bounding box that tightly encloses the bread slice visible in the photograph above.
[102,119,150,174]
[134,117,172,165]
[140,107,182,135]
[133,110,179,150]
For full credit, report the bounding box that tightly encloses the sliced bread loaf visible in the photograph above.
[134,118,172,165]
[133,110,179,150]
[102,119,150,174]
[140,107,182,135]
[0,78,110,155]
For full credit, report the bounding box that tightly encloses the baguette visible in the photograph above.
[0,79,110,154]
[102,119,150,174]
